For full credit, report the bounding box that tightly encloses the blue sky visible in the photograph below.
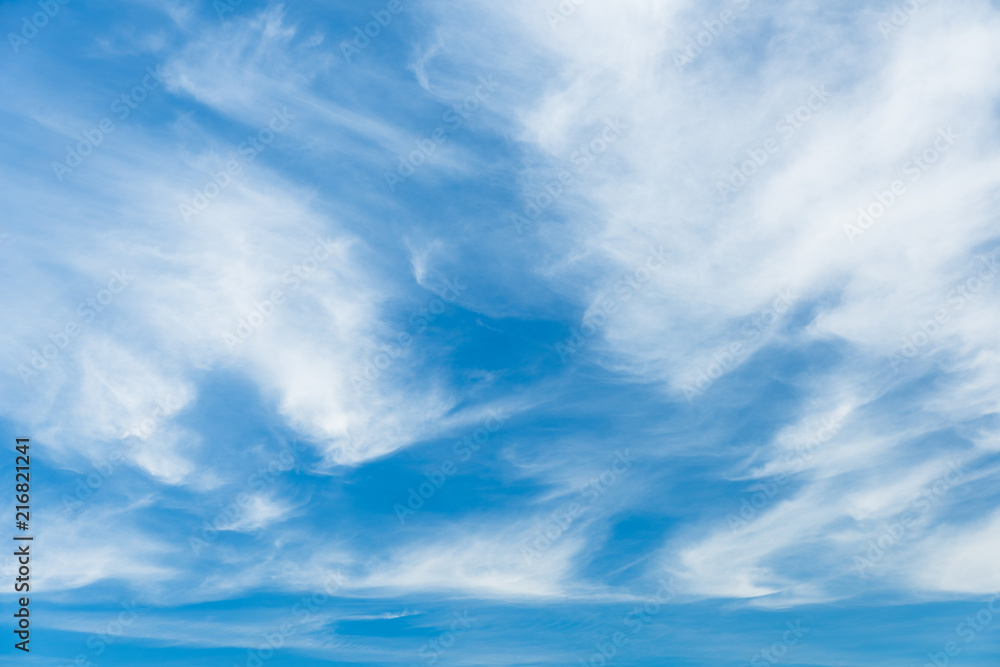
[2,0,1000,665]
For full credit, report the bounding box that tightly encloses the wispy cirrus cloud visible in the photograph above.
[3,0,1000,664]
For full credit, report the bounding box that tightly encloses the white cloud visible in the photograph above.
[415,0,1000,602]
[911,509,1000,593]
